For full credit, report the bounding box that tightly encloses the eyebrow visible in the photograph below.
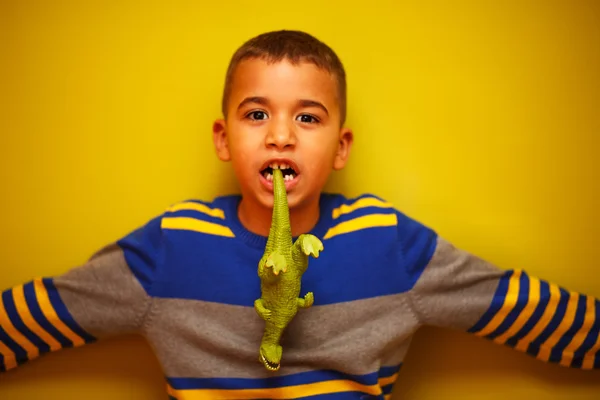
[237,96,329,116]
[298,99,329,116]
[237,96,269,111]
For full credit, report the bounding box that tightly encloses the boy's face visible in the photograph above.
[213,58,353,211]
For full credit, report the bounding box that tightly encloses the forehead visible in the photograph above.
[228,58,339,111]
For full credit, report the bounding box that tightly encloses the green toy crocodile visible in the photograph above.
[254,167,324,372]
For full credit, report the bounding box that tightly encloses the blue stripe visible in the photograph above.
[595,352,600,369]
[527,287,569,357]
[505,280,550,347]
[571,298,600,368]
[0,353,4,371]
[378,364,402,378]
[411,230,437,282]
[117,215,163,294]
[147,194,440,306]
[468,270,513,333]
[23,282,72,348]
[168,369,379,390]
[486,271,530,340]
[382,383,394,395]
[1,290,50,354]
[549,294,587,363]
[168,396,177,400]
[0,323,26,364]
[42,279,96,343]
[378,363,401,396]
[298,392,383,399]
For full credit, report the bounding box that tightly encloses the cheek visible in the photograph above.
[232,152,255,178]
[304,137,339,166]
[230,122,266,150]
[228,129,256,161]
[227,140,253,177]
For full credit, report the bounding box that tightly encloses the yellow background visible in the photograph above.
[1,0,599,398]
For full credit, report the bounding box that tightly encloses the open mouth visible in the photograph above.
[260,161,299,182]
[260,352,281,371]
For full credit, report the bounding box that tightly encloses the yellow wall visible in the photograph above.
[1,0,599,398]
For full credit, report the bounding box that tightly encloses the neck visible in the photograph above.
[237,194,320,238]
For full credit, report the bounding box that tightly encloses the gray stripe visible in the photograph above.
[54,243,152,337]
[410,237,504,330]
[143,292,420,378]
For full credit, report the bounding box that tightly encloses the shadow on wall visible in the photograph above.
[391,327,600,399]
[0,334,168,400]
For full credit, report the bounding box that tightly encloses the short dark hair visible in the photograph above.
[221,30,347,125]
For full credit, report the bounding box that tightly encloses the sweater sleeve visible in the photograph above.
[0,215,164,372]
[409,236,600,370]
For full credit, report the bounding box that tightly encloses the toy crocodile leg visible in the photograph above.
[257,253,284,284]
[295,234,323,258]
[265,250,287,275]
[292,234,323,274]
[297,292,314,308]
[254,299,271,321]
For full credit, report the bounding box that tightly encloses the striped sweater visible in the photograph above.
[1,193,599,399]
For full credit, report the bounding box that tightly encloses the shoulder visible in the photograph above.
[114,196,240,290]
[321,192,436,240]
[118,196,238,241]
[159,196,238,238]
[321,191,438,269]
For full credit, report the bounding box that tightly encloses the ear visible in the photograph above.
[212,119,231,161]
[333,127,353,170]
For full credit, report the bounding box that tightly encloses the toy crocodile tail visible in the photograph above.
[266,168,293,253]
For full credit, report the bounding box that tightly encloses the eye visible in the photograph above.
[296,114,319,124]
[247,111,269,121]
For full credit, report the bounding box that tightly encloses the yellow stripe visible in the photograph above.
[378,373,397,387]
[384,395,392,400]
[12,285,62,351]
[493,276,541,345]
[0,293,38,360]
[537,292,580,361]
[172,379,381,400]
[560,296,596,367]
[582,302,600,370]
[323,214,397,240]
[515,283,561,352]
[331,197,393,219]
[167,384,179,399]
[474,270,522,337]
[161,217,235,238]
[33,279,85,347]
[582,333,600,370]
[0,337,17,370]
[166,202,225,219]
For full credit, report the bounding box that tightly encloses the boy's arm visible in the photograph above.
[0,215,163,372]
[409,236,599,369]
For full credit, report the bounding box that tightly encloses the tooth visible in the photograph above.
[267,173,273,181]
[271,163,279,170]
[285,175,292,181]
[281,163,289,170]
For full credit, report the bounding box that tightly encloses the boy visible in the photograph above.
[0,30,598,399]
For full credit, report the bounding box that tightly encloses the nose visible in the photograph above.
[265,117,296,150]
